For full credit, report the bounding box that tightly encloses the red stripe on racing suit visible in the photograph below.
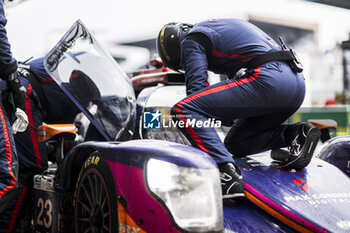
[174,66,261,154]
[0,105,16,198]
[212,49,252,62]
[6,186,28,233]
[25,84,42,168]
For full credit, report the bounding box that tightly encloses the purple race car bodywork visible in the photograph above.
[30,20,350,233]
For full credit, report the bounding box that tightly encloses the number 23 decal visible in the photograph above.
[36,197,53,229]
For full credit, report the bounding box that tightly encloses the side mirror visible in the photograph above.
[308,119,337,143]
[37,124,77,143]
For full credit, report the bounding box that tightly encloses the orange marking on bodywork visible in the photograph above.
[245,190,313,233]
[118,202,146,233]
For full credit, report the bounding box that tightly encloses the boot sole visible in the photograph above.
[280,127,321,170]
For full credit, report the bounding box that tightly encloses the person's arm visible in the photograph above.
[0,2,26,108]
[0,2,17,77]
[181,33,212,96]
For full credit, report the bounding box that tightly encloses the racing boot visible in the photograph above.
[270,148,290,162]
[219,162,244,199]
[279,122,321,170]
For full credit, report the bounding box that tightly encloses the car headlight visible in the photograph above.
[146,158,223,232]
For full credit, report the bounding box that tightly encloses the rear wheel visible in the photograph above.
[74,153,118,233]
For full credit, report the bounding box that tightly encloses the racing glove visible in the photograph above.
[6,70,26,108]
[11,108,28,134]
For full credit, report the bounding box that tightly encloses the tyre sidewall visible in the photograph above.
[73,152,118,233]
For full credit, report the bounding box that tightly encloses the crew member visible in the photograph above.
[0,0,27,230]
[157,18,321,198]
[0,57,80,232]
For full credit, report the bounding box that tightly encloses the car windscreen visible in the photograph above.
[44,20,135,141]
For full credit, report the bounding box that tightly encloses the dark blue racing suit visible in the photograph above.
[0,0,20,229]
[0,57,80,232]
[172,18,305,164]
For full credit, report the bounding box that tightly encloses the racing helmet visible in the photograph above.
[156,22,193,71]
[68,70,101,108]
[317,137,350,177]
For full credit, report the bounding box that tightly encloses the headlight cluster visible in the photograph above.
[146,158,223,232]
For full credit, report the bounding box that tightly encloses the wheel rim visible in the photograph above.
[75,168,112,233]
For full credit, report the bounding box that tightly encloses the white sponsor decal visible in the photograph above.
[119,223,141,233]
[283,192,350,206]
[337,220,350,229]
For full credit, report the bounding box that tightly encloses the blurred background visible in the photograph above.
[4,0,350,134]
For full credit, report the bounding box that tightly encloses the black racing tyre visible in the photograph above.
[73,152,118,233]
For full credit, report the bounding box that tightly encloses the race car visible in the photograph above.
[32,20,223,233]
[30,20,350,233]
